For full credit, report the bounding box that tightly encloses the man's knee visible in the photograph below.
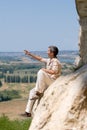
[37,69,45,77]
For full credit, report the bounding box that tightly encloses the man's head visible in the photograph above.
[47,46,59,58]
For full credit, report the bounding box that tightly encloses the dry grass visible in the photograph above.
[0,99,27,120]
[0,83,35,120]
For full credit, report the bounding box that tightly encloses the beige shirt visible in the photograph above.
[41,58,61,79]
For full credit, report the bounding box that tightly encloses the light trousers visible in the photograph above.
[25,69,55,113]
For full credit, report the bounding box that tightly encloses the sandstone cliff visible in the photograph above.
[29,65,87,130]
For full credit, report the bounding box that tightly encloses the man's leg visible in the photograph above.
[25,88,36,114]
[22,70,54,117]
[35,69,54,93]
[21,88,38,117]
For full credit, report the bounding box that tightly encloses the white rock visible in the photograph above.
[29,65,87,130]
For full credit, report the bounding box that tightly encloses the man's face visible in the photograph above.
[47,48,54,58]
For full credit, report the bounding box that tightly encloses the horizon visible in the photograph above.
[0,50,78,53]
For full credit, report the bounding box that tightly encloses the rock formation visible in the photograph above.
[29,65,87,130]
[75,0,87,66]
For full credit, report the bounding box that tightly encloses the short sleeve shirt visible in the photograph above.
[41,58,61,79]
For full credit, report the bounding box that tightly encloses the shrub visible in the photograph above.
[0,90,21,102]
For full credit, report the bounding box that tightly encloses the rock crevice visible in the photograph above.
[75,0,87,66]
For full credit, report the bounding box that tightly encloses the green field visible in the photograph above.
[0,115,31,130]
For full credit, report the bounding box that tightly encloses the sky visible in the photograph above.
[0,0,79,52]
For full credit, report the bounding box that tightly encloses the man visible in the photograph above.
[22,46,61,117]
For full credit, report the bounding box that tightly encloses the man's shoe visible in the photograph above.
[36,91,43,97]
[21,112,31,117]
[30,91,43,100]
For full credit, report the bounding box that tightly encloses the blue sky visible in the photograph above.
[0,0,79,52]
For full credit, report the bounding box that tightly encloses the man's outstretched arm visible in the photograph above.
[24,50,43,61]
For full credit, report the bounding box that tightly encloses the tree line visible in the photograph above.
[4,75,37,83]
[0,63,44,85]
